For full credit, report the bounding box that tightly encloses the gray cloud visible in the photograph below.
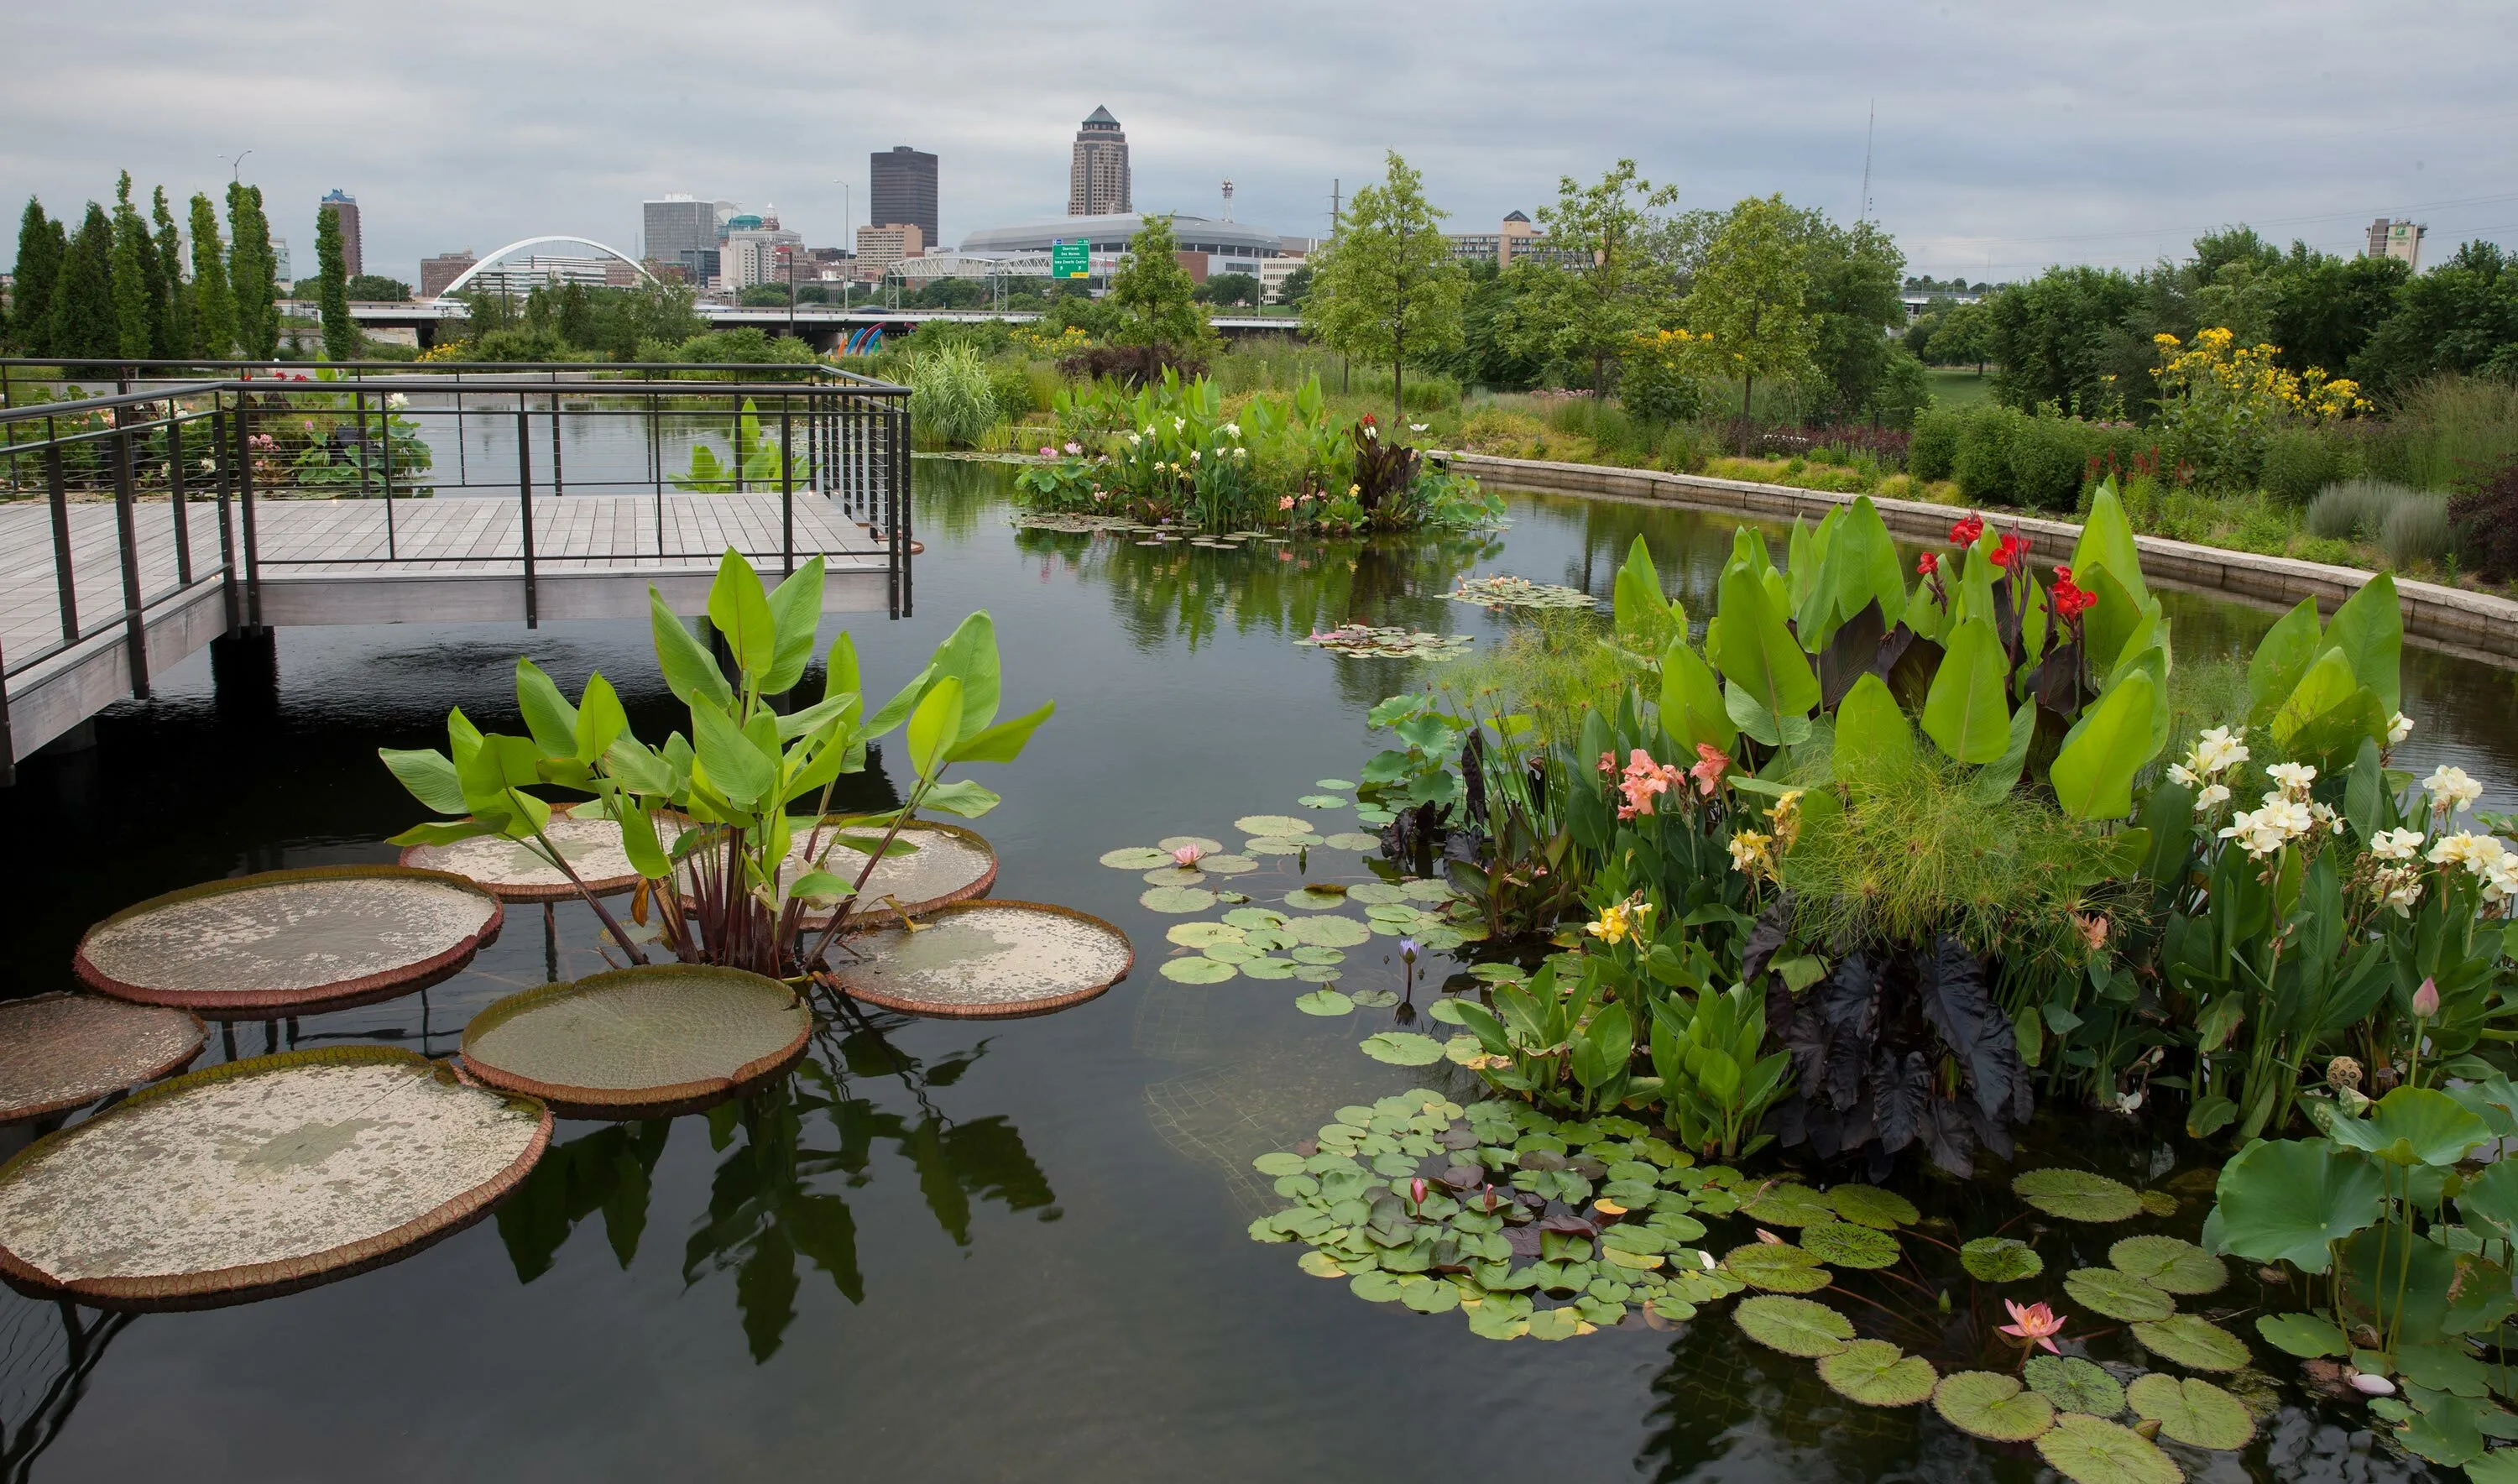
[4,0,2510,285]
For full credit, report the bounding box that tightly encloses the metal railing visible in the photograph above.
[0,362,914,784]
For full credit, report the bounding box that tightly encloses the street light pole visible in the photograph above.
[221,149,253,183]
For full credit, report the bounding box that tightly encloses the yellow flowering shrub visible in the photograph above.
[2150,327,2366,489]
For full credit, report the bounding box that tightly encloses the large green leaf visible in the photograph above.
[2035,1413,2180,1484]
[574,672,628,765]
[927,612,1003,740]
[1815,1339,1936,1407]
[760,556,827,695]
[1732,1294,1852,1356]
[1659,639,1737,755]
[1831,672,1915,783]
[705,548,776,683]
[2271,647,2388,766]
[2051,670,2161,821]
[650,590,733,708]
[1920,617,2011,764]
[2210,1137,2383,1272]
[1933,1372,2056,1443]
[906,676,964,781]
[2080,566,2150,679]
[2327,571,2402,714]
[2070,481,2150,609]
[514,657,579,756]
[1822,496,1907,635]
[2245,598,2322,724]
[2322,1086,2494,1168]
[1613,535,1683,652]
[947,699,1055,766]
[1711,559,1820,727]
[689,700,774,809]
[379,746,466,815]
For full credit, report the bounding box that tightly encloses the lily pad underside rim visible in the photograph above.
[72,865,506,1017]
[0,1047,551,1313]
[397,812,644,902]
[458,966,812,1119]
[791,821,1001,926]
[828,900,1136,1020]
[0,993,206,1127]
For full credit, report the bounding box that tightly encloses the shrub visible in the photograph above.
[2380,492,2453,569]
[1952,404,2017,503]
[2362,374,2518,492]
[987,360,1042,425]
[2448,455,2518,583]
[1908,405,1962,482]
[2007,415,2087,512]
[2305,477,2407,541]
[2259,427,2333,505]
[908,344,997,448]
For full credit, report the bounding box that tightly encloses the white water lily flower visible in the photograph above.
[2387,712,2414,746]
[386,392,410,410]
[2193,726,2249,776]
[2267,762,2318,797]
[2194,783,2232,813]
[2369,828,2426,861]
[2425,766,2484,814]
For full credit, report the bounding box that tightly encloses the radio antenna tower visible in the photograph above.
[1221,179,1235,222]
[1858,99,1876,224]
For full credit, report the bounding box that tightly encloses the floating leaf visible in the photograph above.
[1401,879,1459,902]
[1198,855,1259,875]
[1448,574,1603,611]
[1157,836,1224,854]
[2126,1373,2254,1450]
[2034,1413,2180,1484]
[2129,1314,2250,1372]
[1733,1294,1853,1356]
[1800,1222,1901,1270]
[1345,883,1411,905]
[1284,917,1371,948]
[1932,1372,2058,1443]
[1240,956,1297,980]
[1222,907,1288,930]
[1167,922,1244,948]
[1283,889,1347,912]
[1288,946,1346,965]
[2254,1312,2348,1358]
[1290,964,1343,985]
[1817,1339,1939,1407]
[1723,1242,1833,1293]
[1326,833,1383,851]
[1826,1184,1920,1230]
[2064,1267,2176,1322]
[1740,1183,1834,1226]
[1160,957,1237,985]
[1252,1151,1308,1177]
[1960,1236,2047,1283]
[1245,839,1306,857]
[1293,987,1353,1016]
[1360,1032,1444,1067]
[2013,1168,2144,1223]
[1142,866,1209,888]
[1350,1271,1405,1303]
[1201,943,1263,964]
[1099,847,1171,870]
[1297,795,1349,810]
[1397,1277,1460,1314]
[1237,815,1318,838]
[1350,988,1399,1008]
[1141,886,1219,914]
[2024,1355,2125,1417]
[1315,779,1356,791]
[2138,1189,2178,1218]
[1296,625,1473,661]
[2108,1235,2227,1296]
[1297,1251,1346,1278]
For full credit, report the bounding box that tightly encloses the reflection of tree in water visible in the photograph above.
[494,1010,1056,1363]
[0,1297,131,1484]
[912,457,1017,542]
[1637,1326,1945,1484]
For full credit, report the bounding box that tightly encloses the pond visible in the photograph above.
[2,460,2511,1481]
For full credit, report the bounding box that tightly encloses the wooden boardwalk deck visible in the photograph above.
[2,492,898,761]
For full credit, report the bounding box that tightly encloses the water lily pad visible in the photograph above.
[1285,917,1371,948]
[1740,1183,1834,1226]
[1360,1032,1444,1067]
[1288,947,1347,965]
[1932,1371,2058,1443]
[1723,1241,1833,1293]
[0,993,203,1126]
[1296,625,1474,661]
[1800,1221,1901,1270]
[76,865,504,1016]
[1141,886,1219,913]
[1283,888,1347,912]
[1326,833,1383,851]
[0,1047,547,1309]
[2025,1355,2126,1417]
[1816,1339,1938,1407]
[828,901,1134,1017]
[2139,1189,2178,1217]
[1290,964,1342,985]
[1298,1251,1346,1278]
[400,812,640,901]
[1826,1184,1920,1230]
[1401,879,1459,902]
[2129,1314,2251,1372]
[1366,903,1424,924]
[2013,1168,2144,1223]
[1295,990,1355,1016]
[1161,957,1238,984]
[461,964,810,1118]
[2034,1413,2180,1484]
[1448,574,1603,612]
[1202,942,1263,964]
[1141,866,1207,887]
[1157,836,1224,854]
[1733,1294,1853,1356]
[1241,957,1298,980]
[1198,854,1259,875]
[1223,907,1288,929]
[1236,815,1317,838]
[1345,883,1410,905]
[2065,1266,2177,1322]
[1297,795,1349,810]
[2108,1235,2227,1295]
[1961,1236,2044,1283]
[1245,839,1307,857]
[1099,845,1174,870]
[2126,1372,2254,1449]
[1315,779,1356,791]
[2254,1311,2348,1358]
[1167,922,1245,948]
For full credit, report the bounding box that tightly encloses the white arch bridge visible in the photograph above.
[433,237,657,299]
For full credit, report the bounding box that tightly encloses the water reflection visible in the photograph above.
[0,1301,128,1484]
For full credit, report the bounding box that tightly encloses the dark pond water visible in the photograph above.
[2,461,2510,1481]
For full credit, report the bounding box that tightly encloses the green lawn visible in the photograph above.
[1924,367,1995,409]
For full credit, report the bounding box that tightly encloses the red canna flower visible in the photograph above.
[1990,531,2030,569]
[1950,514,1986,546]
[1917,551,1939,576]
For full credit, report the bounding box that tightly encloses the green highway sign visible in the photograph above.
[1051,239,1090,279]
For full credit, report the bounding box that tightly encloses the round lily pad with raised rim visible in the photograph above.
[0,1047,548,1310]
[400,811,641,901]
[1160,958,1238,985]
[1325,833,1383,851]
[2125,1372,2254,1450]
[2012,1168,2144,1223]
[1733,1294,1852,1356]
[1236,815,1316,838]
[828,901,1134,1018]
[2034,1413,2180,1484]
[1817,1339,1938,1407]
[1961,1236,2044,1283]
[1826,1184,1920,1229]
[2129,1314,2250,1372]
[2108,1235,2227,1296]
[460,965,809,1120]
[2064,1266,2176,1321]
[2024,1355,2125,1417]
[1800,1221,1901,1270]
[1932,1371,2057,1442]
[1099,846,1172,870]
[0,993,205,1127]
[74,865,504,1017]
[770,822,1000,925]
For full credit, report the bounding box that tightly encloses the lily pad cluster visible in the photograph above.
[1294,625,1474,662]
[1248,1090,1748,1340]
[1447,575,1602,613]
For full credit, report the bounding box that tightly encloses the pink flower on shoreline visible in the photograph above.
[1616,749,1685,821]
[1999,1300,2066,1354]
[1689,743,1730,797]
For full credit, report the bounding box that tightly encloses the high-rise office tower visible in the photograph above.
[870,147,938,248]
[320,190,363,278]
[644,194,719,284]
[1068,107,1131,216]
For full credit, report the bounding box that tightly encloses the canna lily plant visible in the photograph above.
[381,548,1052,981]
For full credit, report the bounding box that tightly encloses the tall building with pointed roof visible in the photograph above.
[1068,107,1131,217]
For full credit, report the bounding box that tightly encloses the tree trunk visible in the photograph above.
[1742,374,1755,421]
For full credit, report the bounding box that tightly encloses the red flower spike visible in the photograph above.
[1949,514,1986,546]
[1917,551,1939,576]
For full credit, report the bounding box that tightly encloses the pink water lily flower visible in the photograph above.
[1999,1300,2066,1354]
[1172,844,1204,868]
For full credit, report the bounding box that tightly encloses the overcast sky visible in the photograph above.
[5,0,2511,285]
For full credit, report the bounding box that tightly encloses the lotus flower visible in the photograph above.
[1410,1178,1428,1207]
[1172,844,1204,868]
[1999,1299,2066,1354]
[1756,1229,1784,1245]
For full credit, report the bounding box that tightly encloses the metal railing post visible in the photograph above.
[214,405,240,634]
[517,400,538,629]
[111,405,151,699]
[237,401,264,628]
[379,390,398,560]
[168,406,193,586]
[780,400,794,576]
[46,425,76,645]
[897,399,913,618]
[549,392,564,499]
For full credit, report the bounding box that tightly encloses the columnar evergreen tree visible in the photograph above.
[314,201,355,361]
[227,182,276,358]
[1302,150,1465,426]
[1684,194,1818,418]
[10,199,65,355]
[151,186,190,360]
[110,172,156,359]
[186,192,234,358]
[47,203,120,360]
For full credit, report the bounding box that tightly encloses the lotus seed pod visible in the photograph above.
[2327,1056,2364,1091]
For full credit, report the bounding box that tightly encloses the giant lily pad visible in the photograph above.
[1816,1339,1938,1407]
[2129,1314,2251,1372]
[0,993,205,1126]
[1932,1371,2057,1442]
[2108,1235,2227,1295]
[2125,1372,2254,1449]
[400,810,640,901]
[1733,1294,1852,1356]
[2064,1266,2177,1321]
[828,901,1133,1017]
[0,1048,548,1309]
[460,965,810,1119]
[2012,1168,2144,1223]
[2024,1355,2125,1417]
[2034,1413,2180,1484]
[1960,1236,2044,1283]
[777,822,999,924]
[74,866,504,1016]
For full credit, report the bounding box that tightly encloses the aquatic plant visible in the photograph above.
[671,398,815,492]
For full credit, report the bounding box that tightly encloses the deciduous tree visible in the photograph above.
[1510,159,1679,396]
[1303,150,1465,425]
[1684,194,1816,418]
[1108,214,1210,353]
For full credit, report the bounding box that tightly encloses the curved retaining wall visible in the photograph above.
[1439,452,2518,667]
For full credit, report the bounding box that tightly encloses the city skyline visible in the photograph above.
[3,0,2512,287]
